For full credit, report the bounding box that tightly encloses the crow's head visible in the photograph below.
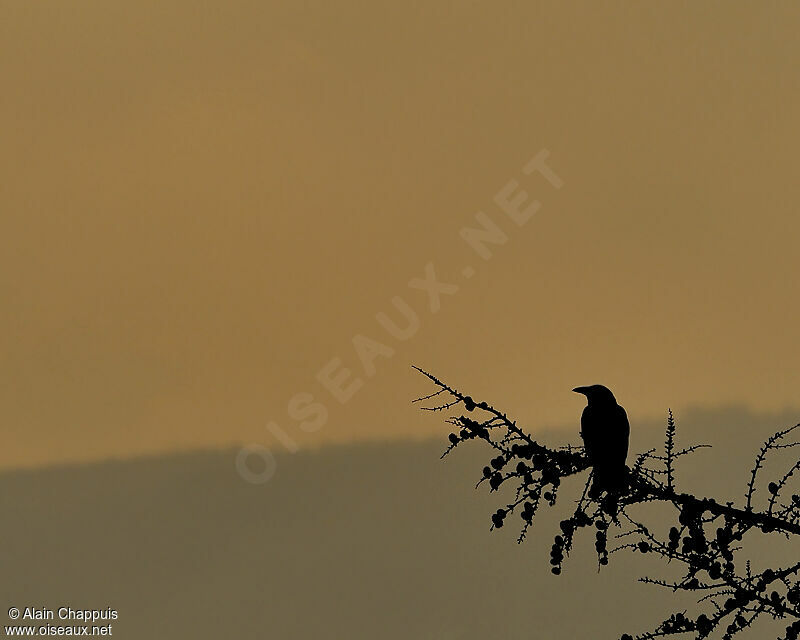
[572,384,617,405]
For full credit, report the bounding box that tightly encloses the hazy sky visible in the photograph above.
[2,2,799,468]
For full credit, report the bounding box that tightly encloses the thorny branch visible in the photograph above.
[414,366,800,640]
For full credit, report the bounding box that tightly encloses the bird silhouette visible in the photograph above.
[573,385,630,497]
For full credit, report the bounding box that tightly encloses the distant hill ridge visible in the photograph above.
[1,406,797,639]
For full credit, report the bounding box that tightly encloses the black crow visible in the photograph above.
[573,385,629,496]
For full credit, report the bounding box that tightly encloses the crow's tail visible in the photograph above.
[590,466,628,498]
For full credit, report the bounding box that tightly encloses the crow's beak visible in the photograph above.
[572,386,588,395]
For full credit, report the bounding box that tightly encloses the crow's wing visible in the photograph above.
[609,403,630,469]
[580,405,602,465]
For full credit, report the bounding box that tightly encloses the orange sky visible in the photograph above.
[2,2,799,468]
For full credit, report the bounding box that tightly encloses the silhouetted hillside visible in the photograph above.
[1,406,797,639]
